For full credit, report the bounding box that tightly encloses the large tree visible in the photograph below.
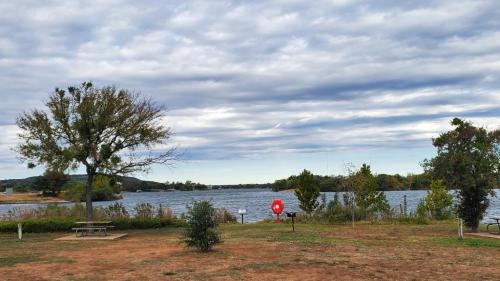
[16,82,175,220]
[425,118,499,231]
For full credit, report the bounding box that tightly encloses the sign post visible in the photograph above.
[286,212,297,231]
[238,209,247,224]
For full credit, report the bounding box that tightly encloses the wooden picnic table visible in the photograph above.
[72,221,114,237]
[486,217,500,234]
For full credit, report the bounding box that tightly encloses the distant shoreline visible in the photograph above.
[0,193,70,205]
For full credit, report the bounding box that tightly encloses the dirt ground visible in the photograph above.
[0,193,68,204]
[0,223,499,281]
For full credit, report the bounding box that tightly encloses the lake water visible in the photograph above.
[1,189,499,223]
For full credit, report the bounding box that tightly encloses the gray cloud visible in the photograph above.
[0,0,500,171]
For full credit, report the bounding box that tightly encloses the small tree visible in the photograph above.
[351,164,390,214]
[16,82,175,221]
[183,200,222,252]
[425,180,453,220]
[424,118,499,231]
[295,169,320,216]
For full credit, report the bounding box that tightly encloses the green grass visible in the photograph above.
[431,237,500,248]
[0,255,38,266]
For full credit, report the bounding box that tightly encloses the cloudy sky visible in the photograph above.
[1,0,499,184]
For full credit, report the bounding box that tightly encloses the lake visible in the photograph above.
[1,189,499,222]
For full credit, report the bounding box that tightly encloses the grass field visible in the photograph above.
[0,222,499,280]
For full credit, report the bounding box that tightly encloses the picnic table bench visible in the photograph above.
[72,221,114,237]
[486,217,500,234]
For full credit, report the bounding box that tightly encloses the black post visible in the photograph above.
[241,214,244,224]
[286,212,296,232]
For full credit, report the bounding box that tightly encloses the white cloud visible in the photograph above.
[0,0,499,175]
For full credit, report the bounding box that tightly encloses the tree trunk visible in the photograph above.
[471,220,479,233]
[86,173,94,221]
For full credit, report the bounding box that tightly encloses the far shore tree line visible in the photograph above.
[7,81,499,233]
[272,171,431,192]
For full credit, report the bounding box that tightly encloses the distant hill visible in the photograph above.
[0,175,166,192]
[0,175,272,192]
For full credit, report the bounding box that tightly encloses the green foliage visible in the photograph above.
[61,177,120,202]
[31,170,69,196]
[425,180,453,220]
[183,200,222,252]
[0,219,76,233]
[61,181,86,201]
[16,81,175,221]
[273,172,431,192]
[0,217,183,233]
[165,181,208,191]
[295,170,321,215]
[415,199,428,218]
[12,184,31,193]
[424,118,499,231]
[352,164,390,215]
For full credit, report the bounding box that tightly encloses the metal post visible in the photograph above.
[17,223,22,240]
[457,218,464,240]
[241,214,244,224]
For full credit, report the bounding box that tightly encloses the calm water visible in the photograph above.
[1,189,499,223]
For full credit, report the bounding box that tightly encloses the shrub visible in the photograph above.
[104,202,129,219]
[415,198,428,218]
[215,208,236,223]
[134,203,155,219]
[425,180,453,220]
[0,217,184,233]
[0,219,76,233]
[157,204,175,219]
[183,200,222,252]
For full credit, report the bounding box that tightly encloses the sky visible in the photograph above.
[0,0,499,184]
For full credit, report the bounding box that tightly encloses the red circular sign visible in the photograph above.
[271,199,284,215]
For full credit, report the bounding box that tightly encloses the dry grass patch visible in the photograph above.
[0,223,498,280]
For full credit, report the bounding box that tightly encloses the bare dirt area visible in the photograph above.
[0,193,68,204]
[0,223,499,280]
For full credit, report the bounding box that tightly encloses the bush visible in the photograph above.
[134,203,155,219]
[0,219,76,233]
[183,200,222,252]
[104,202,129,219]
[425,180,453,220]
[215,208,236,223]
[0,217,184,233]
[157,204,175,219]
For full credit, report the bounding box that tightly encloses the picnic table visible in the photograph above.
[486,217,500,234]
[72,221,114,237]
